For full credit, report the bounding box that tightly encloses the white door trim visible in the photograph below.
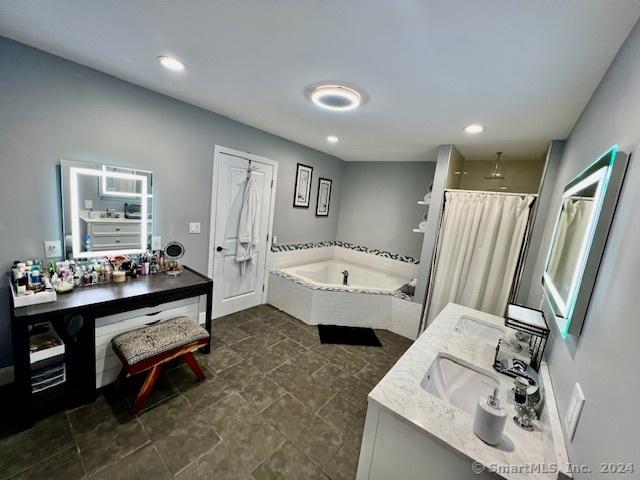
[207,145,278,310]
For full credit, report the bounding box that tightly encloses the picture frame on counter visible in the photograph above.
[315,178,332,216]
[293,163,313,208]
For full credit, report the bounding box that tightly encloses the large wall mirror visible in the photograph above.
[60,159,153,259]
[543,146,628,338]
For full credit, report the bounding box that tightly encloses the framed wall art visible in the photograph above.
[316,178,332,216]
[293,163,313,208]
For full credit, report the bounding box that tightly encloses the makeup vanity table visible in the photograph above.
[10,266,212,428]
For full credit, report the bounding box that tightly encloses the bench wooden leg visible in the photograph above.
[183,352,206,382]
[131,364,162,415]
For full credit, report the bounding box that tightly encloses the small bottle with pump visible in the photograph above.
[473,383,508,445]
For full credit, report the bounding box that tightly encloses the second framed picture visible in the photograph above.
[316,178,332,217]
[293,163,313,208]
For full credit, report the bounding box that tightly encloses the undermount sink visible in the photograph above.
[421,354,498,416]
[454,315,504,344]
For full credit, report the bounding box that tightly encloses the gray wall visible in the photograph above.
[336,161,436,259]
[0,37,344,368]
[516,141,564,304]
[521,21,640,476]
[458,157,545,194]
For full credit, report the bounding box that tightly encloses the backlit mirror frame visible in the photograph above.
[542,145,628,338]
[99,164,153,199]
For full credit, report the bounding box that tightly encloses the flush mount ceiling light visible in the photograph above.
[158,56,186,71]
[464,124,485,134]
[326,135,339,143]
[310,85,362,111]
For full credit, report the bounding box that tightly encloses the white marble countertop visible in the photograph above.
[368,303,570,480]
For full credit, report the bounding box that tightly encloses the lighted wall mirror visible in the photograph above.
[542,145,628,338]
[60,159,154,259]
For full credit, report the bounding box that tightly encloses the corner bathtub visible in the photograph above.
[268,260,421,339]
[281,260,408,293]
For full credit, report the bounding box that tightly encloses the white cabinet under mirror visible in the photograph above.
[60,159,154,259]
[542,145,628,338]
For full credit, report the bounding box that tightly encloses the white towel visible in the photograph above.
[236,176,259,275]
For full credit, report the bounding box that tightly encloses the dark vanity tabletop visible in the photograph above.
[12,266,212,319]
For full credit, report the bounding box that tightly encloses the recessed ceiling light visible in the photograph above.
[310,85,361,111]
[158,56,186,72]
[464,124,485,134]
[326,135,339,143]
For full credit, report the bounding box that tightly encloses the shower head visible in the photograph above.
[485,152,506,180]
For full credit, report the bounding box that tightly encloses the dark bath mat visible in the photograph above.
[318,324,383,347]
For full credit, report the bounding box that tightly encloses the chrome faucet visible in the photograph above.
[510,362,544,430]
[341,270,349,286]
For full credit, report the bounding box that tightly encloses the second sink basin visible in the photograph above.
[454,315,504,344]
[421,354,498,416]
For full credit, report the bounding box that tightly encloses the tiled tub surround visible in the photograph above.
[269,242,420,277]
[268,246,421,339]
[357,303,571,480]
[280,261,408,292]
[271,241,419,264]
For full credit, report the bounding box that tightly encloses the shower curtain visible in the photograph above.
[424,191,535,325]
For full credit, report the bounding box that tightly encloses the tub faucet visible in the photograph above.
[341,270,349,286]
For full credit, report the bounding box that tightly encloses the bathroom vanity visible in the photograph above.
[356,303,571,480]
[10,266,212,429]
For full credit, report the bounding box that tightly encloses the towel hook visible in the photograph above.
[246,159,258,180]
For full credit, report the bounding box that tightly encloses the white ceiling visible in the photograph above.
[1,1,639,162]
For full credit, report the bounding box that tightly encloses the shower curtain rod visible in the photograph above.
[444,188,539,198]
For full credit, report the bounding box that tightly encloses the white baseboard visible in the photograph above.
[0,366,14,386]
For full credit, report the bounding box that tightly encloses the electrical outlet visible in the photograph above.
[84,199,93,209]
[189,222,201,234]
[273,235,278,244]
[151,236,162,250]
[44,240,62,258]
[564,382,585,441]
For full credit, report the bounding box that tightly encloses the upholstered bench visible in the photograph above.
[112,316,210,414]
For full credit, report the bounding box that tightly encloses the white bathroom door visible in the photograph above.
[208,146,277,318]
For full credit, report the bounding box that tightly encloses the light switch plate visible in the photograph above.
[151,236,162,250]
[84,199,93,209]
[563,382,585,441]
[189,222,201,234]
[44,240,62,258]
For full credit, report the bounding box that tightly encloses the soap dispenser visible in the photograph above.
[473,384,507,445]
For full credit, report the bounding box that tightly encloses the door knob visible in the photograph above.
[216,246,227,252]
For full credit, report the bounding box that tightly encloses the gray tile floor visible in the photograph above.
[0,305,413,480]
